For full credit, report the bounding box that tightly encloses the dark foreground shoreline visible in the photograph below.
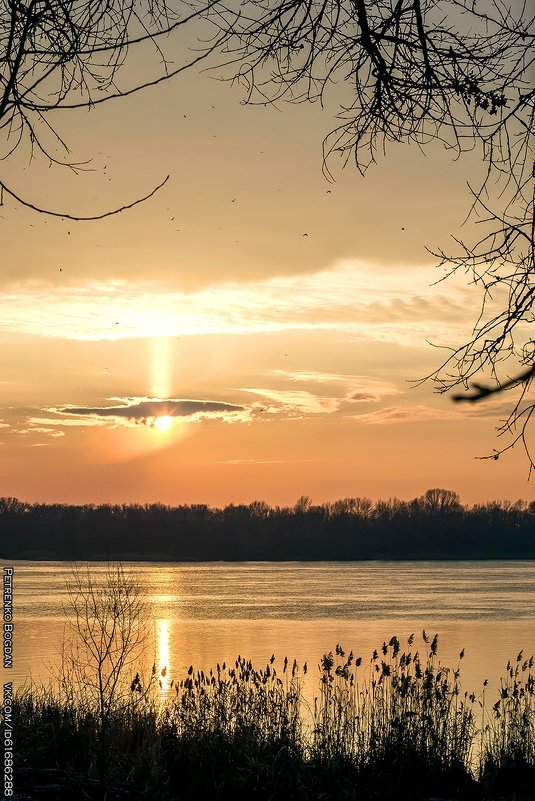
[5,553,535,563]
[13,638,535,801]
[11,763,534,801]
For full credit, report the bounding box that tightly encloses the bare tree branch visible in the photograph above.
[199,0,534,468]
[0,1,222,217]
[0,174,169,220]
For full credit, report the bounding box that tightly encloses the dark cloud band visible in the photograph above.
[60,399,244,420]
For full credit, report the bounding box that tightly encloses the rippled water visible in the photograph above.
[6,560,535,696]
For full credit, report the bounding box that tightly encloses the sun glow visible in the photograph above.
[154,415,173,432]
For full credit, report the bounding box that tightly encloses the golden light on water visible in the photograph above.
[156,619,171,693]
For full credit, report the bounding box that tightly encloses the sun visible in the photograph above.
[154,415,173,432]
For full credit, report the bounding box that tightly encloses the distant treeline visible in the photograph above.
[1,489,534,560]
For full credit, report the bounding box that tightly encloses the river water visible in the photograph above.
[5,560,535,699]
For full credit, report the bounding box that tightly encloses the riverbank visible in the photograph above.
[12,637,535,801]
[2,493,534,561]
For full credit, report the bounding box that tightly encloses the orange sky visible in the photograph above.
[0,33,532,507]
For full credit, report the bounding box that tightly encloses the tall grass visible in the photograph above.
[13,634,535,800]
[479,650,535,797]
[166,654,302,746]
[311,635,476,778]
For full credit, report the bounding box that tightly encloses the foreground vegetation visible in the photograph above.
[14,634,535,801]
[2,489,535,560]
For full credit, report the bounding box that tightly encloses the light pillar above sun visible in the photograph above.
[150,336,172,399]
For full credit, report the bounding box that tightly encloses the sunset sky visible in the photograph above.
[0,27,532,507]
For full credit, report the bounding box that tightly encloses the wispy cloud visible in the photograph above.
[27,416,110,429]
[10,426,65,437]
[270,370,402,402]
[240,388,340,415]
[352,405,459,425]
[352,399,513,425]
[0,261,476,345]
[348,392,384,403]
[270,370,364,384]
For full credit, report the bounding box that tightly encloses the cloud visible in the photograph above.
[270,370,402,401]
[10,426,65,437]
[59,398,245,421]
[352,399,516,425]
[240,371,405,417]
[266,370,404,406]
[53,397,250,429]
[270,370,362,384]
[27,416,110,428]
[348,392,384,403]
[15,397,250,435]
[0,260,479,346]
[352,405,462,425]
[240,388,340,415]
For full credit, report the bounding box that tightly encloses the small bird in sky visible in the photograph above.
[303,233,308,237]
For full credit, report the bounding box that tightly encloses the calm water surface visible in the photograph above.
[6,560,535,697]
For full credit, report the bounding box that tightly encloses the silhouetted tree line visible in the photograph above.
[0,489,534,561]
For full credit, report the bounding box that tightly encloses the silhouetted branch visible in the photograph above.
[0,1,222,218]
[0,175,170,220]
[452,366,535,403]
[199,0,534,465]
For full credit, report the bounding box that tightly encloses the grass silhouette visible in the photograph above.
[13,633,535,800]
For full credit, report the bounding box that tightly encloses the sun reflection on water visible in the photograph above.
[156,619,171,694]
